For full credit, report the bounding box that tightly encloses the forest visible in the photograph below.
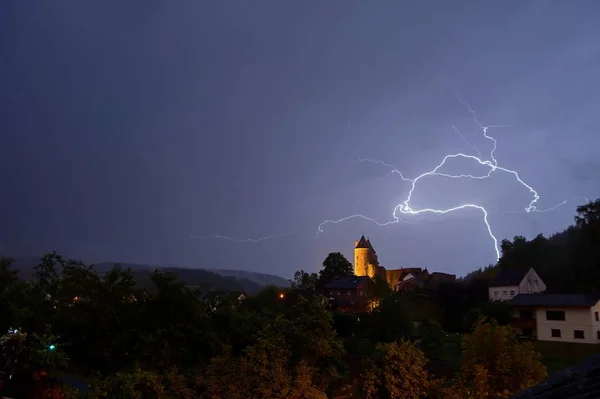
[0,199,599,398]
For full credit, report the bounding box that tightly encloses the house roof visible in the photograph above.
[489,268,530,287]
[511,352,600,398]
[355,235,370,249]
[324,275,370,289]
[397,278,419,290]
[388,267,421,278]
[508,293,600,308]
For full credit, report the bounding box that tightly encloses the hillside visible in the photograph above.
[4,257,289,295]
[209,268,290,287]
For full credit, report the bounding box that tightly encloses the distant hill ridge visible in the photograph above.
[2,256,290,295]
[210,268,292,287]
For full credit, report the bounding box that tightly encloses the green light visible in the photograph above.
[48,344,56,351]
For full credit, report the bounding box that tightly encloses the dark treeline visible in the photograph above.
[7,258,266,295]
[464,198,600,293]
[0,199,598,398]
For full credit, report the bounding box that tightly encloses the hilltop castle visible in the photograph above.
[353,235,456,290]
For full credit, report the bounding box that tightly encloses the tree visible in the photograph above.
[365,274,391,302]
[456,319,547,397]
[258,296,345,388]
[360,294,412,343]
[317,252,353,289]
[137,270,212,370]
[575,198,600,230]
[573,199,600,290]
[429,281,467,333]
[88,365,165,398]
[463,300,512,331]
[0,258,18,331]
[360,340,429,399]
[201,324,328,399]
[414,319,446,361]
[54,262,143,374]
[291,270,319,293]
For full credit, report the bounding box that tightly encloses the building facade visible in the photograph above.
[324,275,372,312]
[509,293,600,344]
[488,268,546,301]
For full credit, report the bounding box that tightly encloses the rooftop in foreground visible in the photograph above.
[511,353,600,398]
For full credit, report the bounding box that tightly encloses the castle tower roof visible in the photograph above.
[366,238,375,252]
[355,235,370,249]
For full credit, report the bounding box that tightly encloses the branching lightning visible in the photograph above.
[191,232,294,243]
[317,92,579,261]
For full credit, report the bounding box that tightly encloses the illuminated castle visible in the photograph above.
[353,235,455,290]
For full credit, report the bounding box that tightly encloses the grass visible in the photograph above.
[534,340,600,374]
[438,333,600,376]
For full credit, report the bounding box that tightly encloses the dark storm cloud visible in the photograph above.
[1,1,599,277]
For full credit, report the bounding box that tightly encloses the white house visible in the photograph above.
[509,293,600,344]
[488,268,546,302]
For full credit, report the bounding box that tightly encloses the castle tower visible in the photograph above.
[354,235,371,276]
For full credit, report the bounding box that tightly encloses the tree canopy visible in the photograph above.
[317,252,353,289]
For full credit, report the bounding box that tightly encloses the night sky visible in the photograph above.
[2,2,600,279]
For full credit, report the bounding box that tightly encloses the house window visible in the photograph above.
[546,310,566,321]
[493,291,499,298]
[596,311,599,322]
[551,329,561,338]
[597,331,600,340]
[574,330,585,339]
[502,290,507,295]
[509,290,515,296]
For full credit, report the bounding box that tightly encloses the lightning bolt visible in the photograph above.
[318,91,577,261]
[503,196,590,215]
[191,232,294,243]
